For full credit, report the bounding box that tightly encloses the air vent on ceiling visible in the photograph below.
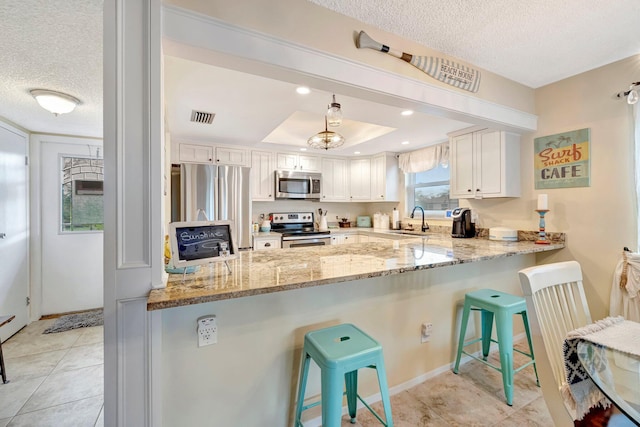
[190,110,215,124]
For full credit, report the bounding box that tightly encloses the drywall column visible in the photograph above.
[103,0,163,426]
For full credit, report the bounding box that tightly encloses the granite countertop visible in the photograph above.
[148,231,565,311]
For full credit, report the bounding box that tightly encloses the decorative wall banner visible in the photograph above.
[356,31,481,93]
[534,128,590,189]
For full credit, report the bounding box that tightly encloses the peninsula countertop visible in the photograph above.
[148,230,565,311]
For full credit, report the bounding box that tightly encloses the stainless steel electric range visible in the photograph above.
[270,212,331,248]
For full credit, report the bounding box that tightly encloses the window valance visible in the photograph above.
[398,142,449,174]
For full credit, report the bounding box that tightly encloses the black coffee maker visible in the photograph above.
[451,208,475,238]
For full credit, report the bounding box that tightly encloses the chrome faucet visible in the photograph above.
[410,206,429,232]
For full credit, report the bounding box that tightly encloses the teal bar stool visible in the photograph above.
[295,323,393,427]
[453,289,539,406]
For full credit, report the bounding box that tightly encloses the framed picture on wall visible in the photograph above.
[534,128,591,189]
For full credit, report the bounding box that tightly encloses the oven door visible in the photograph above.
[282,235,331,248]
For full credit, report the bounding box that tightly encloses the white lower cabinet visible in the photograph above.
[331,233,359,245]
[253,236,281,250]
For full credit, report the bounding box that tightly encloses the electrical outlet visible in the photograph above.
[421,322,433,343]
[197,315,218,347]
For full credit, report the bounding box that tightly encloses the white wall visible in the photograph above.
[161,255,534,426]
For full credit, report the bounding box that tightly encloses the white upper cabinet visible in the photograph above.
[251,150,275,201]
[276,153,321,172]
[349,158,371,201]
[179,143,213,163]
[370,153,399,202]
[321,157,349,202]
[450,128,521,199]
[215,146,249,166]
[178,143,248,166]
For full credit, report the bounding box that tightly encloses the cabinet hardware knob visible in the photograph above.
[476,189,480,192]
[467,189,472,192]
[0,233,5,239]
[265,243,271,247]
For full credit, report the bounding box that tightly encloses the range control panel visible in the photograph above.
[270,212,314,224]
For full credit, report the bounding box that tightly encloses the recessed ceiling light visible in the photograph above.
[401,141,410,145]
[354,151,361,154]
[300,148,307,151]
[401,110,414,116]
[296,86,310,95]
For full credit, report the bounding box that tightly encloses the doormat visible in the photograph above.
[43,309,103,334]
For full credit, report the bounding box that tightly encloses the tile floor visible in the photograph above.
[0,321,550,426]
[0,319,103,427]
[339,340,553,426]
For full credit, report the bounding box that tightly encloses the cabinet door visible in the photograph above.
[251,151,275,201]
[343,234,358,244]
[349,158,371,201]
[475,130,502,196]
[298,155,321,172]
[331,235,345,245]
[370,154,384,200]
[276,153,298,170]
[450,133,474,198]
[321,158,348,201]
[215,147,248,166]
[253,237,281,250]
[179,143,213,163]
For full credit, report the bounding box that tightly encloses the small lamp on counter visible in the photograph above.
[535,194,550,245]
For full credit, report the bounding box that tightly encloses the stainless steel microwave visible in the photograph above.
[275,170,321,200]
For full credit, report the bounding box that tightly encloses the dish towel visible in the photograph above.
[562,316,640,420]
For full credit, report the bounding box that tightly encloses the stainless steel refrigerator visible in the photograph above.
[171,163,252,250]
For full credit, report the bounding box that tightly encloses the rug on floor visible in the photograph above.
[43,309,104,334]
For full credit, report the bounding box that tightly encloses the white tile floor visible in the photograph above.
[0,319,103,427]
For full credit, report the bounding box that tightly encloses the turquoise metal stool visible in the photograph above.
[453,289,539,406]
[295,323,393,427]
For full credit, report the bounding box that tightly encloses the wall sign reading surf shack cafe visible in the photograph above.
[534,128,590,189]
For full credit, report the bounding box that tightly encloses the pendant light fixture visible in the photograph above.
[30,89,80,115]
[326,94,342,127]
[307,116,345,150]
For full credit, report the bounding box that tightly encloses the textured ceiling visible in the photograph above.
[0,0,103,137]
[1,0,638,143]
[309,0,640,88]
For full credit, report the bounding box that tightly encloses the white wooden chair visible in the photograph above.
[518,261,591,426]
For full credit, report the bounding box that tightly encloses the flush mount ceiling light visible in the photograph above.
[326,94,342,127]
[296,86,310,95]
[616,82,640,105]
[308,116,345,150]
[401,110,414,116]
[30,89,80,115]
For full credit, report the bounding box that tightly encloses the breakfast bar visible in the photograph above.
[153,231,564,426]
[148,230,565,310]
